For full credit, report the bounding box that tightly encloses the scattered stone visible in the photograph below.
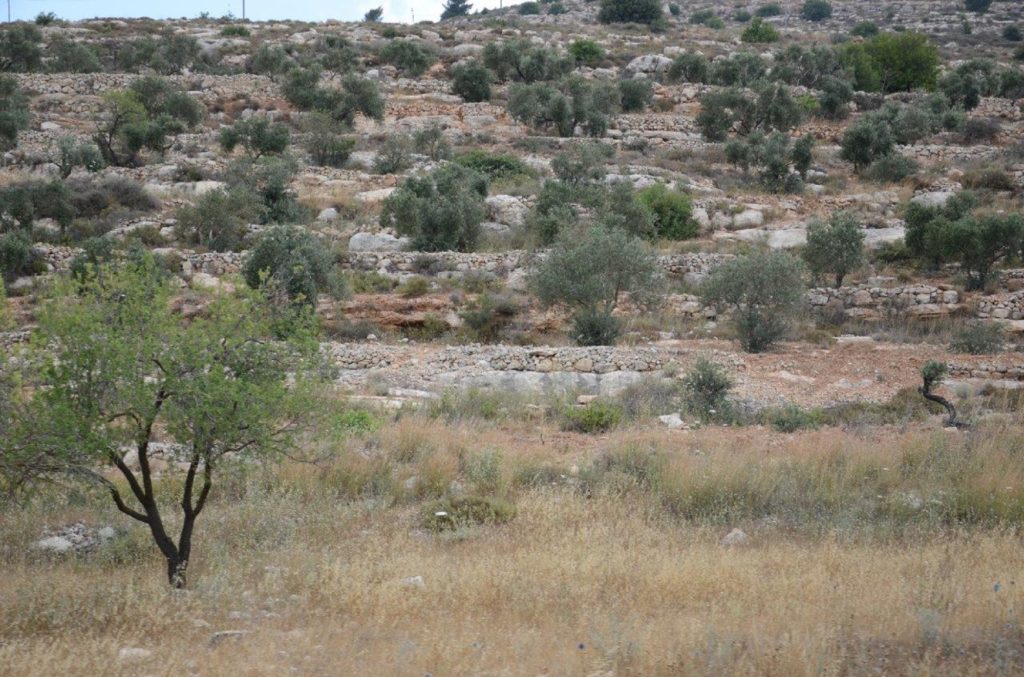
[720,528,750,547]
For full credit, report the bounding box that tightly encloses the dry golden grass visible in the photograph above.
[3,420,1024,675]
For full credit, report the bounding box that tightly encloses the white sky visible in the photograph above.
[7,0,508,23]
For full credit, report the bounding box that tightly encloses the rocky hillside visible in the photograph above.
[2,0,1023,406]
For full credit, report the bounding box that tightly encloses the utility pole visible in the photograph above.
[242,0,245,20]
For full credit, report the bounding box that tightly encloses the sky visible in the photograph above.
[7,0,507,24]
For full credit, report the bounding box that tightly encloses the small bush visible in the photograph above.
[175,188,257,252]
[1004,26,1022,43]
[598,0,663,25]
[380,163,488,252]
[0,77,30,151]
[862,154,918,183]
[763,404,823,432]
[0,232,35,283]
[742,18,780,43]
[0,24,43,73]
[302,112,355,168]
[949,322,1004,354]
[220,25,250,37]
[454,150,534,182]
[682,358,734,420]
[397,276,431,298]
[618,79,653,113]
[962,167,1014,192]
[412,125,451,162]
[636,184,697,240]
[668,53,709,83]
[450,60,491,102]
[34,11,58,25]
[569,39,604,66]
[379,40,435,77]
[460,294,519,343]
[851,21,879,37]
[756,3,782,17]
[802,211,864,288]
[800,0,832,21]
[963,0,992,14]
[422,495,516,532]
[518,2,541,15]
[960,117,1001,145]
[570,308,622,346]
[219,116,290,158]
[373,134,413,174]
[561,400,624,433]
[243,225,340,307]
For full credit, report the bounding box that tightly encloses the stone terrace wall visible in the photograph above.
[808,284,960,319]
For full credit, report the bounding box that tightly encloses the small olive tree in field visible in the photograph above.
[530,225,662,345]
[0,259,322,588]
[802,211,865,288]
[701,250,804,352]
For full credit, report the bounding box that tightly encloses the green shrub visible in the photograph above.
[249,45,291,78]
[531,225,661,345]
[817,76,853,119]
[454,150,533,181]
[963,0,992,14]
[569,39,604,66]
[282,69,385,129]
[0,274,11,327]
[850,21,879,37]
[725,132,814,193]
[863,32,939,93]
[507,77,620,138]
[0,76,30,151]
[1004,26,1022,42]
[175,188,257,251]
[302,112,355,168]
[598,0,663,25]
[802,211,864,288]
[697,84,803,141]
[422,495,516,532]
[482,40,572,84]
[380,163,488,252]
[219,116,290,158]
[0,24,43,73]
[379,40,435,77]
[962,166,1014,192]
[800,0,832,21]
[34,11,58,25]
[220,25,250,37]
[756,3,782,17]
[225,156,307,225]
[0,180,77,236]
[243,225,340,307]
[52,136,105,179]
[412,125,451,162]
[0,231,35,283]
[734,10,752,22]
[701,250,805,353]
[93,78,204,167]
[397,276,431,298]
[763,404,823,432]
[570,307,623,346]
[49,38,102,73]
[460,294,519,343]
[949,322,1004,354]
[840,116,895,171]
[682,358,734,421]
[862,154,918,183]
[668,53,709,83]
[518,2,541,15]
[373,134,413,174]
[450,59,491,102]
[742,17,780,43]
[561,401,624,433]
[618,79,653,113]
[636,184,697,240]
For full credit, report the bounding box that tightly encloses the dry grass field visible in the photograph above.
[3,416,1023,675]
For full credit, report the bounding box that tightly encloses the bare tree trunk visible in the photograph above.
[167,556,188,589]
[920,387,960,428]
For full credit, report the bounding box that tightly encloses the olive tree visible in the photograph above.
[243,225,342,307]
[530,225,662,345]
[219,116,290,158]
[801,211,865,288]
[0,76,30,151]
[0,259,322,588]
[701,250,805,352]
[379,163,488,251]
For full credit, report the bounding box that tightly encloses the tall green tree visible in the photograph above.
[0,259,323,588]
[802,212,865,288]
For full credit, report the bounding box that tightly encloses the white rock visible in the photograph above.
[347,232,409,252]
[732,209,764,228]
[34,536,75,553]
[485,195,529,227]
[910,191,955,209]
[317,207,339,221]
[118,648,153,661]
[401,575,426,589]
[625,54,673,75]
[720,528,750,547]
[658,413,686,429]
